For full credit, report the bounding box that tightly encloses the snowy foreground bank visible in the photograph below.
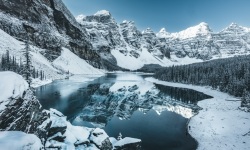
[0,71,141,150]
[146,77,250,150]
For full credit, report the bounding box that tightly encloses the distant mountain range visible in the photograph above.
[0,0,250,73]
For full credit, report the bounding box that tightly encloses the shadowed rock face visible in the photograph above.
[0,0,124,70]
[77,12,171,69]
[0,89,49,140]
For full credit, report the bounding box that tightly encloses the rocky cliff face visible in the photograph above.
[0,0,121,70]
[76,11,171,70]
[157,22,250,60]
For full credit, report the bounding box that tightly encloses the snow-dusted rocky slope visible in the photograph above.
[77,11,172,70]
[157,22,250,60]
[0,71,141,150]
[76,10,250,70]
[1,0,250,71]
[0,28,104,78]
[0,0,122,70]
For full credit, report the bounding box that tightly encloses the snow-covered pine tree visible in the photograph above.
[22,38,32,87]
[241,89,250,111]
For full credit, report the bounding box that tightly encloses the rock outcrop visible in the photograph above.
[0,71,141,150]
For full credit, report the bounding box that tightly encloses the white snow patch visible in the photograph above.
[146,77,250,150]
[0,71,28,110]
[94,10,110,16]
[111,48,170,70]
[89,128,109,147]
[53,48,104,75]
[76,14,86,23]
[158,22,212,39]
[31,78,52,88]
[113,137,141,147]
[0,131,42,150]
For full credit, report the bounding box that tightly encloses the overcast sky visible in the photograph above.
[62,0,250,32]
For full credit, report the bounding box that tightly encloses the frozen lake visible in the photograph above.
[35,73,212,150]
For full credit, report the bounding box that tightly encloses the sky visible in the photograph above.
[62,0,250,33]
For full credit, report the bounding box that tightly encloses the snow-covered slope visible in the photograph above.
[53,48,104,75]
[171,22,212,39]
[0,71,28,110]
[0,131,42,150]
[0,28,63,79]
[0,29,103,78]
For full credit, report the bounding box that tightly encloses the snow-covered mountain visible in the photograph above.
[157,22,250,60]
[76,11,171,70]
[1,0,250,72]
[77,10,250,69]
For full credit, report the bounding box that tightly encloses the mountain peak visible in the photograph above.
[142,28,154,34]
[159,28,167,33]
[229,22,239,27]
[221,22,250,33]
[94,10,111,16]
[156,28,171,38]
[170,22,212,39]
[75,14,86,23]
[199,22,209,26]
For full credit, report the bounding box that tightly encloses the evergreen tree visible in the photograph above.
[22,39,32,87]
[155,55,250,109]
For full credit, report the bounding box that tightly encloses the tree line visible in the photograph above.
[0,41,46,87]
[154,55,250,110]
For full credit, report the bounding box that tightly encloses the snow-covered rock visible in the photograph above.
[89,128,113,150]
[0,71,28,107]
[0,72,48,135]
[113,137,141,150]
[0,131,42,150]
[0,71,141,150]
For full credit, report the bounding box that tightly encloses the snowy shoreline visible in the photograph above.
[145,77,250,150]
